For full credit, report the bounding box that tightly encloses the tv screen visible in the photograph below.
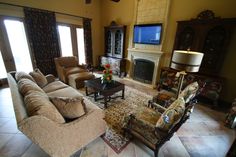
[133,24,162,45]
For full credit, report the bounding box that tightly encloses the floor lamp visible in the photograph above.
[170,50,204,98]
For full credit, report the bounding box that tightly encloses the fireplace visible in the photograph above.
[133,59,154,84]
[127,48,163,88]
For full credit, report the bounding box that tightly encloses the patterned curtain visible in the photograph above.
[83,18,93,65]
[24,8,60,76]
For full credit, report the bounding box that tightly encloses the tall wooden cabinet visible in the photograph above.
[104,21,126,59]
[102,21,126,77]
[173,10,236,75]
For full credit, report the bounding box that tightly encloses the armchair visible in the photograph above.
[54,56,87,83]
[123,82,199,157]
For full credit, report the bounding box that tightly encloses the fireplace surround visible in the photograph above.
[127,48,163,88]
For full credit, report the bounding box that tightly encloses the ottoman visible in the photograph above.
[68,72,95,89]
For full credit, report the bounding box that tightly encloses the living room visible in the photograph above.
[0,0,236,157]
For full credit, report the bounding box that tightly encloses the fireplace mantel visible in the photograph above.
[127,48,163,88]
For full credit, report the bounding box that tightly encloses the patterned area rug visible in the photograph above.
[80,86,152,154]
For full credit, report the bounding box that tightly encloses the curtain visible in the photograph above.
[83,18,93,65]
[24,8,60,76]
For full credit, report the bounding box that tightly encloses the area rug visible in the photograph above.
[79,86,152,153]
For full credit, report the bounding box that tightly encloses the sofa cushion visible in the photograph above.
[65,67,86,76]
[29,68,48,88]
[24,91,65,123]
[47,86,83,98]
[50,96,86,119]
[15,71,36,82]
[179,81,199,103]
[156,97,185,131]
[18,78,45,96]
[43,81,68,93]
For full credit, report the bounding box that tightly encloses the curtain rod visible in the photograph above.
[0,2,92,20]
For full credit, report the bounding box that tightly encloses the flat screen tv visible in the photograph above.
[133,23,162,45]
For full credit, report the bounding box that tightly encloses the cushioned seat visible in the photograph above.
[68,72,95,89]
[42,80,68,93]
[65,67,87,76]
[54,56,88,83]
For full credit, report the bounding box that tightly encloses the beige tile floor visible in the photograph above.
[0,79,235,157]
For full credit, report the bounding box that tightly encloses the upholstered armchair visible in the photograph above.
[123,82,199,157]
[54,56,87,83]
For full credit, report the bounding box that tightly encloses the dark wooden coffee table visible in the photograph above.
[84,78,125,108]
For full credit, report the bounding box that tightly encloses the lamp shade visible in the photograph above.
[170,50,204,72]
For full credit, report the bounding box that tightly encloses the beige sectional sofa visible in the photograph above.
[7,71,106,157]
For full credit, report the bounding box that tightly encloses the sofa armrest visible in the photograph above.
[19,106,106,157]
[45,74,56,83]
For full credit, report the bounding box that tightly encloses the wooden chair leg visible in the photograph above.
[154,147,160,157]
[154,151,158,157]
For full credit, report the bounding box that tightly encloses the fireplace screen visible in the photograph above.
[133,59,154,84]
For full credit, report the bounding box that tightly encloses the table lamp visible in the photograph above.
[170,50,204,98]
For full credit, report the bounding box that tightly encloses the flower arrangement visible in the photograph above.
[102,64,113,84]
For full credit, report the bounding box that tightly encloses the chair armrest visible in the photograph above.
[57,65,67,83]
[45,74,56,83]
[78,64,92,72]
[148,100,166,113]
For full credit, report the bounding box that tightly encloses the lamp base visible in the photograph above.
[176,71,187,98]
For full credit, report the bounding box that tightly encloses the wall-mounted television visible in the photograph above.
[133,23,162,45]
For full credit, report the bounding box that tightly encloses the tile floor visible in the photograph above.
[0,80,235,157]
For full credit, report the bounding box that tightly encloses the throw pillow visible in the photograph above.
[156,97,185,131]
[15,71,35,82]
[18,78,45,96]
[24,92,65,123]
[50,96,86,119]
[29,68,48,88]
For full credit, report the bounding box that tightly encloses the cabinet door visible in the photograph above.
[200,26,228,74]
[105,29,113,57]
[175,25,195,50]
[104,24,126,59]
[113,28,124,58]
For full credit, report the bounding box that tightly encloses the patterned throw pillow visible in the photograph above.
[180,81,199,103]
[29,68,48,88]
[15,71,35,82]
[156,97,185,131]
[50,97,86,119]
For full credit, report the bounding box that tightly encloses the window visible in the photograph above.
[76,28,86,64]
[58,25,73,57]
[57,24,86,64]
[4,19,33,73]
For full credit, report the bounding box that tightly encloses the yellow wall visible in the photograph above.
[101,0,135,58]
[162,0,236,102]
[0,0,102,65]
